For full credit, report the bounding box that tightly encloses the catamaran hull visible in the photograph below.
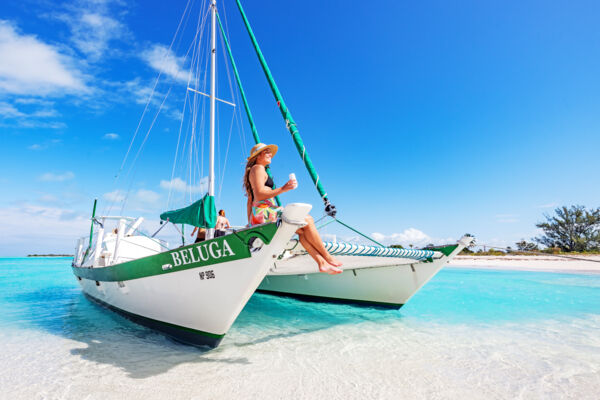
[82,291,224,348]
[258,239,470,308]
[259,257,447,308]
[72,203,312,348]
[75,254,271,347]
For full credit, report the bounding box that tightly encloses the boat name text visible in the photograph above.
[170,240,236,267]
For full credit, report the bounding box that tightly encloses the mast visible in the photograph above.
[206,0,217,239]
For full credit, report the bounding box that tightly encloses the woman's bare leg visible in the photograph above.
[298,231,341,274]
[300,216,343,267]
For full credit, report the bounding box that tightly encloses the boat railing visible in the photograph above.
[74,216,169,267]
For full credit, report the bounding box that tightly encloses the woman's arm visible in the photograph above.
[249,165,294,202]
[246,198,252,224]
[191,227,198,236]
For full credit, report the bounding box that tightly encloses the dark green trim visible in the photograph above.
[84,293,224,348]
[256,289,404,310]
[427,244,459,257]
[73,223,278,282]
[82,199,97,264]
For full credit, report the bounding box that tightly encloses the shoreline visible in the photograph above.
[448,255,600,275]
[26,255,73,258]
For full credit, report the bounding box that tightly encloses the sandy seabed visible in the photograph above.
[2,315,599,400]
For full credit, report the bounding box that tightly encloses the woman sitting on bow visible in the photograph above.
[243,143,342,274]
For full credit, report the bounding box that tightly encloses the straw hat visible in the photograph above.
[247,143,278,161]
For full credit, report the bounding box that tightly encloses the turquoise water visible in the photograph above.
[1,258,599,399]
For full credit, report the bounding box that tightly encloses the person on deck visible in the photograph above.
[215,209,230,238]
[191,227,206,243]
[243,143,343,274]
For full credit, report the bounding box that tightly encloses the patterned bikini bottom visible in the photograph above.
[251,198,282,225]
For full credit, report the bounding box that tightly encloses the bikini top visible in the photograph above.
[250,171,274,201]
[265,175,274,189]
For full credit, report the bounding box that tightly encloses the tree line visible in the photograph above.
[461,205,600,254]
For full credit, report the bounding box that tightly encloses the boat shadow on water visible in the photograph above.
[224,292,402,348]
[9,285,251,379]
[12,284,400,379]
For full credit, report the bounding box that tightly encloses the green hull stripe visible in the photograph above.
[256,289,404,309]
[73,223,278,282]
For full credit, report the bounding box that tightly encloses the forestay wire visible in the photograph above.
[315,215,385,247]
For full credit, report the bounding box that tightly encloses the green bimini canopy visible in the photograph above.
[160,194,216,228]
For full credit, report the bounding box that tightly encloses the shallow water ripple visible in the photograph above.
[0,258,599,399]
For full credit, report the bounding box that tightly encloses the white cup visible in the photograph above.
[289,173,297,188]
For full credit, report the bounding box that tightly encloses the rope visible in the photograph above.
[313,214,328,225]
[334,218,385,247]
[118,238,164,255]
[128,229,170,251]
[105,0,194,218]
[151,219,169,238]
[116,0,193,179]
[171,223,185,245]
[316,218,336,230]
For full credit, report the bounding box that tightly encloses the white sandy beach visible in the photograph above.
[448,255,600,274]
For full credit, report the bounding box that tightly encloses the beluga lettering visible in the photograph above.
[170,239,236,267]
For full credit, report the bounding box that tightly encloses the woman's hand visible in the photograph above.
[282,179,296,192]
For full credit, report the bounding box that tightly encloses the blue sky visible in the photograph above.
[1,0,599,256]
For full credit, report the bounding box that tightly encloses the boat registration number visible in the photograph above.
[199,270,215,280]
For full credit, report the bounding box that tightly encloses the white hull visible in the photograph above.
[72,203,311,347]
[259,237,471,308]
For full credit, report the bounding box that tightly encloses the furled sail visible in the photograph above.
[234,0,336,217]
[160,194,217,228]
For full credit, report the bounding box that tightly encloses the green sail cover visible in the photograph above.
[160,194,217,228]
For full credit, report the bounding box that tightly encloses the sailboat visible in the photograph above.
[226,0,474,308]
[71,0,315,349]
[72,0,472,349]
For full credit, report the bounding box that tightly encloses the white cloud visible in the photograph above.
[39,171,75,182]
[169,108,184,121]
[28,144,43,150]
[0,98,63,129]
[160,177,208,194]
[0,20,87,96]
[102,189,161,211]
[0,101,24,117]
[117,77,162,106]
[0,204,89,256]
[135,189,161,205]
[142,44,190,83]
[103,132,119,140]
[370,228,454,248]
[103,189,125,203]
[55,0,129,61]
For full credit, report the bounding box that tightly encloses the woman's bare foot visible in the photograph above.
[319,263,343,275]
[324,255,343,268]
[316,256,342,274]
